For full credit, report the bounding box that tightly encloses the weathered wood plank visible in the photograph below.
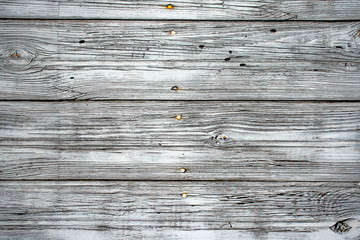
[0,0,360,20]
[1,21,360,100]
[0,181,359,239]
[1,101,359,181]
[2,145,359,181]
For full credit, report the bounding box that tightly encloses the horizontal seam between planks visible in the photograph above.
[0,99,360,103]
[0,18,360,23]
[0,179,359,183]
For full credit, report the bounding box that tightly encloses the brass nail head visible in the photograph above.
[175,115,182,120]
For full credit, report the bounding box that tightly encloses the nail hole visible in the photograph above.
[335,46,343,49]
[182,193,188,198]
[171,86,179,91]
[240,63,246,67]
[224,57,231,61]
[180,168,186,173]
[79,40,85,44]
[229,51,232,54]
[199,45,205,49]
[169,30,176,35]
[70,77,74,79]
[166,4,174,9]
[270,29,277,33]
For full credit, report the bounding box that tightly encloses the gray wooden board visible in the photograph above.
[1,0,360,20]
[1,1,360,239]
[1,21,360,100]
[1,101,359,181]
[0,181,359,239]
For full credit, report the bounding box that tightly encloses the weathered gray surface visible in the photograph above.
[0,21,360,100]
[0,181,359,240]
[0,0,360,20]
[1,0,360,239]
[0,101,359,181]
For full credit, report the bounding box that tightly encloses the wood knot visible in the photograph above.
[330,218,356,234]
[10,51,21,59]
[212,134,229,143]
[182,193,188,198]
[169,30,177,35]
[3,48,37,70]
[180,168,186,173]
[175,115,182,120]
[171,86,179,91]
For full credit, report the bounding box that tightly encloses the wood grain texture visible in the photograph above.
[0,0,360,20]
[1,1,360,240]
[0,181,359,239]
[1,101,359,181]
[1,20,360,100]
